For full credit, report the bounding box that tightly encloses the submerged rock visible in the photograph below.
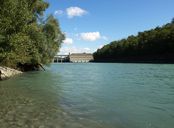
[0,66,22,80]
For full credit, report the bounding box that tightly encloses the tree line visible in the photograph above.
[0,0,65,70]
[94,19,174,63]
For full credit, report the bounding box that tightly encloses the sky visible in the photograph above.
[45,0,174,55]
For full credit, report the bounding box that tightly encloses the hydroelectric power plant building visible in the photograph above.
[54,53,94,63]
[69,53,94,63]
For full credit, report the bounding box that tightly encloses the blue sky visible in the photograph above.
[45,0,174,54]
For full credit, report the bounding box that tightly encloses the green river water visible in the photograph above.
[0,63,174,128]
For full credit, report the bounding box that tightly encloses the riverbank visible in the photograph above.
[93,55,174,64]
[0,66,22,80]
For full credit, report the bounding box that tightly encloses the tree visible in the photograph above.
[94,18,174,62]
[0,0,64,69]
[172,18,174,24]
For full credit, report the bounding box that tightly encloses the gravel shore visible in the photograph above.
[0,66,22,80]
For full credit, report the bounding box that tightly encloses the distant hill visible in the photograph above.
[93,19,174,63]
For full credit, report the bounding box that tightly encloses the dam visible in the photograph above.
[54,53,94,63]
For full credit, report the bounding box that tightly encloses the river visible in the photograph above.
[0,63,174,128]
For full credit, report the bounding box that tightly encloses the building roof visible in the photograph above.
[70,53,93,56]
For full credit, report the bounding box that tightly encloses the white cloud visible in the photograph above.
[59,46,93,55]
[63,38,73,45]
[80,32,101,41]
[66,7,87,18]
[84,47,91,51]
[54,10,63,15]
[99,45,104,49]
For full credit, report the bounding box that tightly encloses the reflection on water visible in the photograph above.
[0,63,174,128]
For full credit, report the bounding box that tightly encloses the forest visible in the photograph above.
[94,19,174,63]
[0,0,64,70]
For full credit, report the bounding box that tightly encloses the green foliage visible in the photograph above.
[0,0,64,68]
[172,18,174,24]
[94,20,174,62]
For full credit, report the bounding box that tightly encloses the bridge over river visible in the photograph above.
[53,55,69,63]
